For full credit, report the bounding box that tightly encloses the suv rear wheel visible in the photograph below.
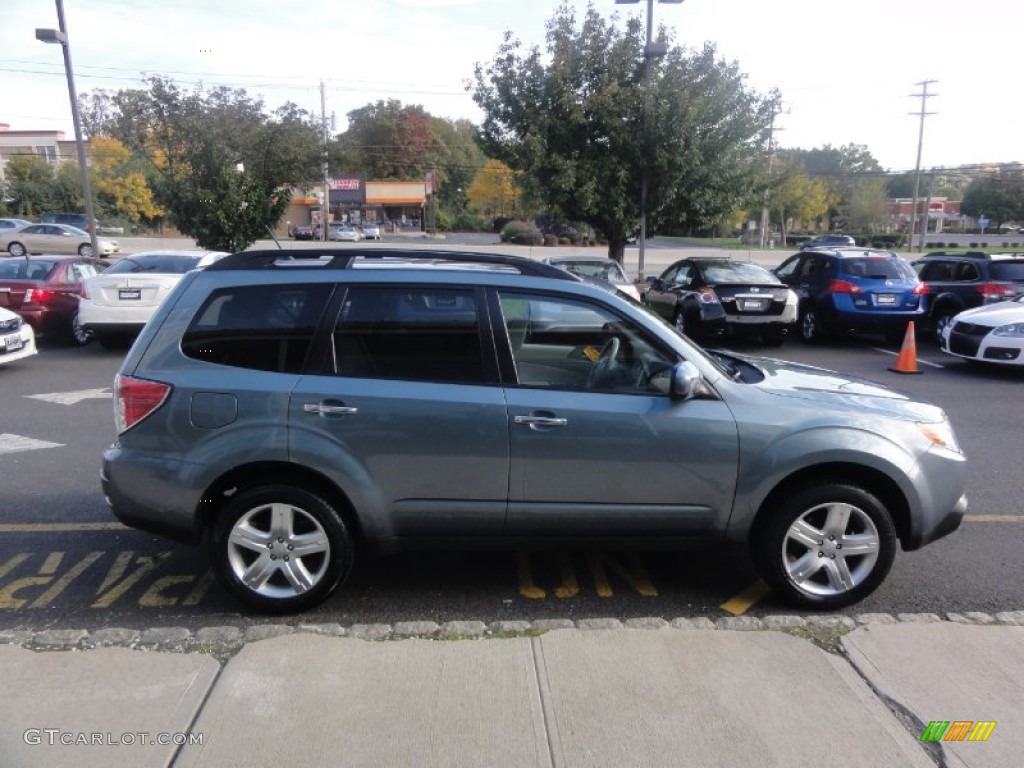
[209,485,354,613]
[753,482,896,610]
[799,308,827,344]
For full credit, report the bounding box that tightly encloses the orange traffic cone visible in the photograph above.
[889,321,922,374]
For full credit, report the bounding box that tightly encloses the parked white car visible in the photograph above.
[79,251,227,347]
[0,305,36,365]
[329,224,362,242]
[941,297,1024,366]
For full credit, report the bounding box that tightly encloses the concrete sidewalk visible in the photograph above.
[1,614,1021,767]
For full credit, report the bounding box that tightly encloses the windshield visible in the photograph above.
[558,260,630,284]
[841,256,916,280]
[701,262,779,284]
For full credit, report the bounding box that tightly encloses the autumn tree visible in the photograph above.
[470,2,775,260]
[80,77,322,251]
[89,136,163,224]
[467,159,522,219]
[332,100,445,181]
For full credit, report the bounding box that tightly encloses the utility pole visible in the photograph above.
[918,169,937,252]
[321,81,329,242]
[909,80,937,253]
[759,96,782,250]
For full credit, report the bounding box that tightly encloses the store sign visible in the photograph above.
[328,176,365,204]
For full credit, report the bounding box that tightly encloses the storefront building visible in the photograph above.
[281,177,427,235]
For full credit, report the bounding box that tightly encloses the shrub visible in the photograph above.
[543,234,558,247]
[969,243,979,248]
[493,216,513,234]
[500,220,543,245]
[559,236,571,245]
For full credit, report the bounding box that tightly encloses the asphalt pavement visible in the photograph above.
[2,615,1022,767]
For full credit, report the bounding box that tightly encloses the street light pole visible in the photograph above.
[36,0,100,259]
[616,0,683,279]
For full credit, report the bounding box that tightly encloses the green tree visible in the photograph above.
[470,2,774,260]
[83,77,322,251]
[790,144,884,231]
[767,157,831,243]
[4,155,60,217]
[960,167,1024,225]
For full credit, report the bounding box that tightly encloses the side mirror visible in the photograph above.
[669,361,702,400]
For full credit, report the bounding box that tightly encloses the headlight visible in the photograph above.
[993,323,1024,337]
[917,420,962,454]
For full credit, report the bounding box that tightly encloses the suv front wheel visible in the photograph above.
[753,482,897,610]
[209,485,354,613]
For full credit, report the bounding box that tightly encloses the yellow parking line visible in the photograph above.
[0,523,128,533]
[964,515,1023,523]
[720,579,771,616]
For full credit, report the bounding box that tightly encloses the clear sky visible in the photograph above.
[2,0,1019,173]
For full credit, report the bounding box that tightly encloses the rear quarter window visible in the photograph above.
[181,283,333,373]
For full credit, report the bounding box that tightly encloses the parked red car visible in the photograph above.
[0,255,107,345]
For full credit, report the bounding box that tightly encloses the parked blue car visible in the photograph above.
[773,247,927,345]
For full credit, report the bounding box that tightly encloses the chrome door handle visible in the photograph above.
[304,403,358,415]
[514,415,568,428]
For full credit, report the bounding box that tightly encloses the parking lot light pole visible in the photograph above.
[35,0,100,259]
[616,0,683,279]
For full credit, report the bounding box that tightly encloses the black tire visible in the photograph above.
[672,308,687,336]
[799,308,827,344]
[932,310,956,347]
[67,310,92,347]
[78,244,93,257]
[752,482,897,610]
[209,485,354,613]
[8,242,26,257]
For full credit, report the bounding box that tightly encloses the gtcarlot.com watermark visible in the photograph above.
[24,729,204,747]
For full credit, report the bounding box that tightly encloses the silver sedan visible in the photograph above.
[0,223,120,258]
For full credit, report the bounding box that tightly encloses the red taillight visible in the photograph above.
[24,288,54,304]
[912,283,928,295]
[977,283,1015,298]
[828,279,862,294]
[114,374,171,434]
[698,288,718,304]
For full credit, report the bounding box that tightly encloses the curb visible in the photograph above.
[2,611,1022,658]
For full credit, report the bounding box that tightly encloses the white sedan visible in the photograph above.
[941,297,1024,366]
[329,225,362,242]
[0,306,36,365]
[0,223,120,258]
[79,250,227,347]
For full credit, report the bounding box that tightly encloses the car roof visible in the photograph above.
[801,246,897,258]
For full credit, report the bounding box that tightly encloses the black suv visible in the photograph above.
[912,251,1024,345]
[40,212,96,232]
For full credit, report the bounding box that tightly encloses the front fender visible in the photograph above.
[726,425,920,539]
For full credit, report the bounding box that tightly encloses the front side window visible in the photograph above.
[333,286,486,384]
[182,283,332,373]
[499,292,676,394]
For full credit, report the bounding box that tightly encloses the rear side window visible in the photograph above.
[991,262,1024,281]
[105,254,200,274]
[182,284,332,373]
[333,286,485,384]
[0,261,56,280]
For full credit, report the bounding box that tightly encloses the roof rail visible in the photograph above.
[203,248,579,280]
